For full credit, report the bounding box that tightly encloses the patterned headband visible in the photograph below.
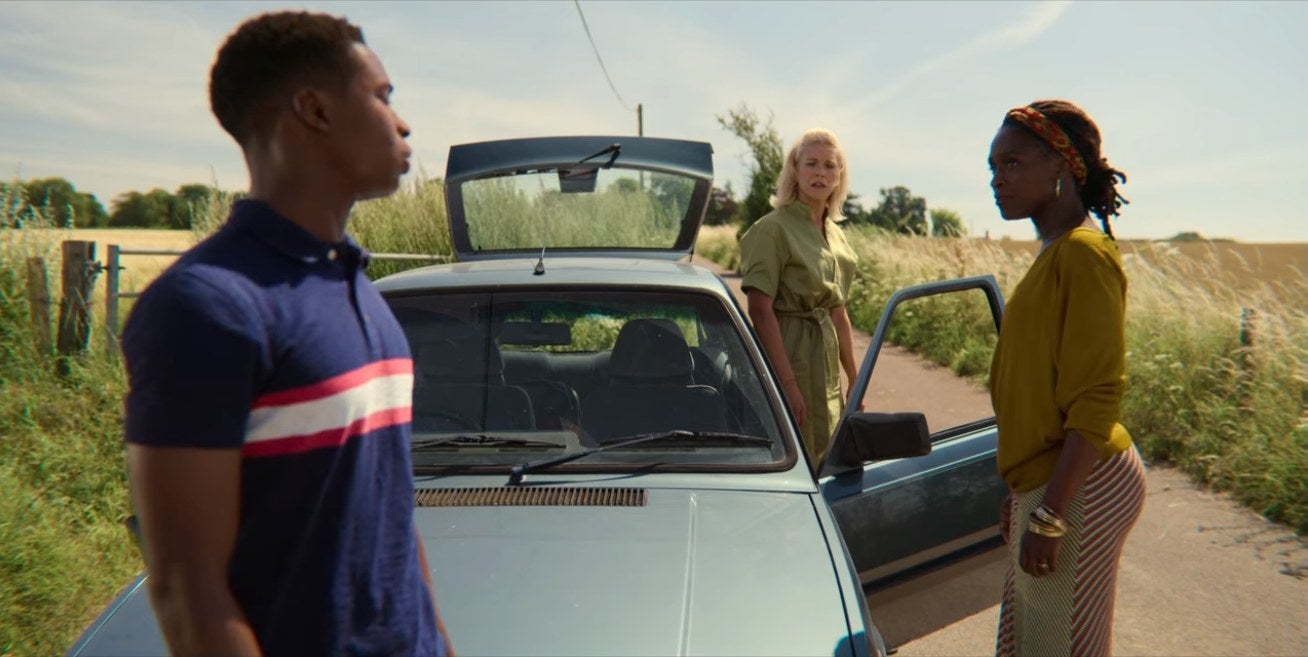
[1005,106,1087,185]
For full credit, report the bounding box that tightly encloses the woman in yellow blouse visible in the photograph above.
[988,99,1147,657]
[738,128,859,464]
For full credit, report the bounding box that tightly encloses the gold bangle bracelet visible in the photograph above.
[1034,504,1062,523]
[1033,506,1069,533]
[1027,512,1067,537]
[1026,522,1066,538]
[1028,512,1063,528]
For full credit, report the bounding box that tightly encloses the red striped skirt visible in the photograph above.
[996,446,1146,657]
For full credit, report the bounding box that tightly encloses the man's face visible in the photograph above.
[325,43,412,201]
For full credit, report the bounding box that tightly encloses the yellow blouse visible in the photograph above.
[738,202,858,460]
[989,227,1134,493]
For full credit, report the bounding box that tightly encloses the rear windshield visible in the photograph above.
[388,288,788,472]
[459,169,699,253]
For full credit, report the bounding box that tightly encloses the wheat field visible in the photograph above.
[996,238,1307,290]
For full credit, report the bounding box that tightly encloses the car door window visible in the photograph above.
[821,276,1008,587]
[855,288,997,440]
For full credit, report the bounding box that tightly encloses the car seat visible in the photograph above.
[412,336,535,431]
[581,319,729,442]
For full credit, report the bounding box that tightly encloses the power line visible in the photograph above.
[573,0,634,113]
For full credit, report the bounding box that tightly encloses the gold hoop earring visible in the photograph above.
[1055,179,1062,199]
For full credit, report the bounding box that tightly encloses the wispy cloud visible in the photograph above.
[0,2,218,140]
[845,0,1070,114]
[1,1,1304,243]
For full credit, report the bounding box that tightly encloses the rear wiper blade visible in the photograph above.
[578,143,621,168]
[412,435,561,450]
[507,430,772,485]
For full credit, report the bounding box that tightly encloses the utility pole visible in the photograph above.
[637,103,645,190]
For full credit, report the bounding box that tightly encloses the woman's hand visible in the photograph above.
[1020,530,1062,577]
[782,378,807,427]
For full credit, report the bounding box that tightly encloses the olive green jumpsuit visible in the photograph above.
[739,202,858,461]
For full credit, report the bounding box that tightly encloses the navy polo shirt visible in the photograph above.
[123,200,444,656]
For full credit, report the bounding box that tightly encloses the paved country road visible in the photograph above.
[691,255,1308,656]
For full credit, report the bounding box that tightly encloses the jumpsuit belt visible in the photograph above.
[774,307,831,324]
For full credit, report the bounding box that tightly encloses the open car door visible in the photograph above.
[818,275,1008,587]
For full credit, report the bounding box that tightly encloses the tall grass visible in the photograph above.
[461,176,684,253]
[696,225,1308,533]
[5,178,1304,653]
[1,186,140,656]
[188,176,453,280]
[1122,242,1307,530]
[0,177,454,654]
[347,177,452,279]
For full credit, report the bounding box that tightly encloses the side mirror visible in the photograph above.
[822,412,931,476]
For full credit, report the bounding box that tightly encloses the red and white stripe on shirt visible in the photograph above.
[242,358,413,458]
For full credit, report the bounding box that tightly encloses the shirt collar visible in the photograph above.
[783,201,827,223]
[228,199,370,268]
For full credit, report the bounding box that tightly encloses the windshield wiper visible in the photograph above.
[506,430,772,485]
[412,435,562,451]
[578,143,621,168]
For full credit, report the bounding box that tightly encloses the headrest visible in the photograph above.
[504,350,550,380]
[609,318,693,381]
[416,337,504,384]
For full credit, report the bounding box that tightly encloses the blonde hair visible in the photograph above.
[771,128,850,221]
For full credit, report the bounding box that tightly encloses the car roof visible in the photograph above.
[375,256,737,302]
[446,136,714,182]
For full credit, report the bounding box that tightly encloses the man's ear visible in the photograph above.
[290,88,331,133]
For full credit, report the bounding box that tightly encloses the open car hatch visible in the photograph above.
[444,136,714,262]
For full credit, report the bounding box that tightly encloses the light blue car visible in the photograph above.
[70,137,1007,656]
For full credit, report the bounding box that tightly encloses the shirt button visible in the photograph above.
[327,248,338,261]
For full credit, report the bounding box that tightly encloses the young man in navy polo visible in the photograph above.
[122,11,451,656]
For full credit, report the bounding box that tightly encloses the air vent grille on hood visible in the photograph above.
[415,487,648,508]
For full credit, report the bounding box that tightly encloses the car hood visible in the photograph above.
[417,487,855,656]
[68,490,858,657]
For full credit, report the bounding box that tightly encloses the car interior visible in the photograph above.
[389,288,785,463]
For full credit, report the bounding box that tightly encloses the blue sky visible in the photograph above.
[2,0,1305,242]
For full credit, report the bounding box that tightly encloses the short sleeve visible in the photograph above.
[123,269,266,449]
[739,218,787,298]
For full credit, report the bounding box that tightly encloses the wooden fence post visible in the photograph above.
[1237,306,1258,414]
[26,257,52,355]
[56,240,97,375]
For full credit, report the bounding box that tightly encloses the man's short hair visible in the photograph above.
[209,11,365,146]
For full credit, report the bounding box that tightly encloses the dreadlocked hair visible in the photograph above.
[1021,99,1129,237]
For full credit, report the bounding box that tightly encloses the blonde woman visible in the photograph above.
[739,128,859,463]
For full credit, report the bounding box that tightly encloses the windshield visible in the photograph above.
[458,169,700,253]
[388,289,787,472]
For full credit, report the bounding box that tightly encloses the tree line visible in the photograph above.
[710,103,966,237]
[6,106,970,236]
[1,178,226,230]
